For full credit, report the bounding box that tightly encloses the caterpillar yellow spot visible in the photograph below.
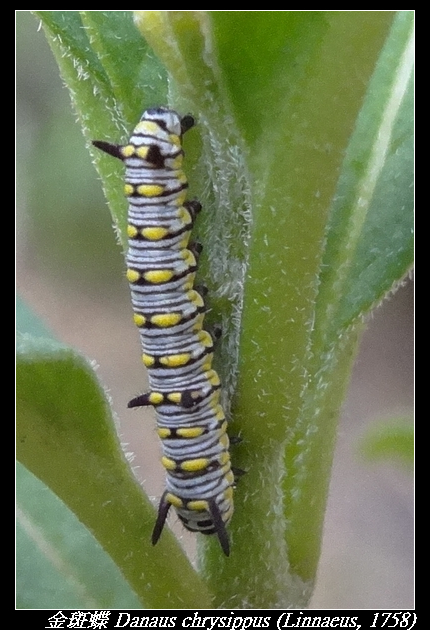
[136,146,149,159]
[180,458,209,472]
[160,353,191,368]
[144,269,174,284]
[135,120,160,135]
[141,226,168,240]
[148,392,164,405]
[161,456,176,471]
[219,452,230,466]
[126,269,140,283]
[179,207,192,224]
[137,184,164,197]
[181,249,196,266]
[208,370,221,387]
[219,421,228,434]
[192,315,205,332]
[207,396,220,416]
[150,313,182,327]
[157,428,171,439]
[189,291,204,307]
[202,357,214,372]
[121,145,135,158]
[198,331,213,347]
[216,408,226,422]
[176,427,205,439]
[224,487,234,501]
[187,500,209,512]
[166,493,183,508]
[175,190,187,206]
[127,225,138,238]
[220,434,230,450]
[142,354,155,367]
[168,134,181,147]
[172,155,183,169]
[124,184,134,196]
[226,471,235,485]
[167,392,182,404]
[133,313,146,327]
[183,273,196,290]
[180,234,191,249]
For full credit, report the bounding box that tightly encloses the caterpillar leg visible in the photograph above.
[229,436,243,445]
[180,114,195,134]
[184,199,202,221]
[189,241,203,261]
[232,466,247,479]
[211,324,222,348]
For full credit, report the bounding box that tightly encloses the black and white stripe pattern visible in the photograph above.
[93,107,234,555]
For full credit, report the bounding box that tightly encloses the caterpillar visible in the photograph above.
[93,107,234,556]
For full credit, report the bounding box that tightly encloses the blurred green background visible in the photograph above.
[16,11,413,608]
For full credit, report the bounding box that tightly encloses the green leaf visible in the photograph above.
[317,10,414,341]
[280,11,414,587]
[16,300,213,608]
[80,11,167,124]
[17,462,141,608]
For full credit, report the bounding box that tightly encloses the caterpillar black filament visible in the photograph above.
[93,107,233,555]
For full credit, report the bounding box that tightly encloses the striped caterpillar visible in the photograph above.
[94,107,234,555]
